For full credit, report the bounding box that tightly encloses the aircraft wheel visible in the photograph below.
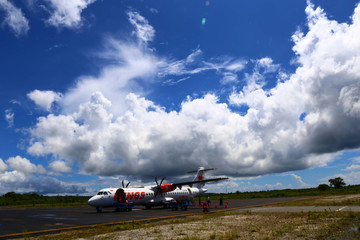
[145,205,151,210]
[96,207,102,213]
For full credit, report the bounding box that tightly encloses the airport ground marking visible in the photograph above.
[0,196,317,239]
[336,206,347,212]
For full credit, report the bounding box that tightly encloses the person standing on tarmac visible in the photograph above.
[206,196,210,205]
[203,202,209,213]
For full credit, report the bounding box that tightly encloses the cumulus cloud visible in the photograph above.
[0,0,29,36]
[26,2,360,180]
[44,0,97,29]
[27,90,62,111]
[230,1,360,167]
[0,158,7,172]
[48,160,71,173]
[6,156,46,174]
[0,156,88,194]
[0,170,87,194]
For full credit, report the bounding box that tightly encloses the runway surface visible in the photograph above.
[0,197,309,238]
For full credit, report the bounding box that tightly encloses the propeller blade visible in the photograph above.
[160,177,165,185]
[122,179,125,188]
[126,181,131,188]
[155,176,159,186]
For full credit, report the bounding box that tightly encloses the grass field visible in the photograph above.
[24,206,360,240]
[14,194,359,240]
[204,184,360,201]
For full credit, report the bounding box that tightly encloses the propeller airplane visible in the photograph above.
[88,167,228,213]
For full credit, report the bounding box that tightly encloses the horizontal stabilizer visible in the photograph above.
[187,168,217,173]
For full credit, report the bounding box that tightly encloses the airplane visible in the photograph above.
[88,167,228,213]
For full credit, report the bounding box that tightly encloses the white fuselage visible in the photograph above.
[88,186,206,210]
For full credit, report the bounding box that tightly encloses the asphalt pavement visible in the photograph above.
[0,196,322,238]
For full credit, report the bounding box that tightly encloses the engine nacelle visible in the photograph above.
[160,183,176,193]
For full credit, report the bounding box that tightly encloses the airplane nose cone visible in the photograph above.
[88,196,96,206]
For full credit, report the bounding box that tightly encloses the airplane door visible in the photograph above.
[116,188,126,203]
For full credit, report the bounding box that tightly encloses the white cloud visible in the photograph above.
[290,173,309,187]
[159,50,247,86]
[45,0,96,29]
[225,60,247,72]
[236,182,285,192]
[0,170,87,194]
[27,90,62,111]
[6,156,46,174]
[0,156,87,194]
[127,10,155,45]
[351,156,360,163]
[0,170,26,183]
[344,164,360,171]
[186,48,202,64]
[26,2,360,180]
[231,1,360,157]
[49,160,71,173]
[0,158,7,172]
[323,171,360,186]
[220,72,238,85]
[338,84,360,117]
[0,0,29,36]
[4,109,14,127]
[62,38,159,116]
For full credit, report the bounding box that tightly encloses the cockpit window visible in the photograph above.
[104,192,108,195]
[97,192,103,195]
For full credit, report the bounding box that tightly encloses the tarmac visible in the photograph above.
[0,196,346,238]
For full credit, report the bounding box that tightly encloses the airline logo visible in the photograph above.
[114,191,145,201]
[126,192,145,200]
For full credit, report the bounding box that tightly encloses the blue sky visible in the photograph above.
[1,0,360,195]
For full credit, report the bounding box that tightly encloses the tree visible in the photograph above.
[317,184,330,191]
[328,177,346,188]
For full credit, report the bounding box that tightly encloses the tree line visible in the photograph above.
[0,192,88,206]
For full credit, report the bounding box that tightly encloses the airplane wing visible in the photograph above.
[172,177,229,189]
